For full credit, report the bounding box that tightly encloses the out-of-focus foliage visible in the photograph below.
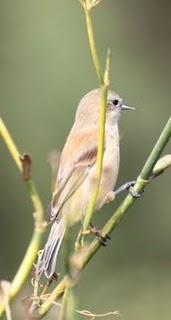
[0,0,171,319]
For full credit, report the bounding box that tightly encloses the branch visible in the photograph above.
[0,118,46,317]
[38,116,171,318]
[58,228,77,320]
[82,50,111,234]
[151,154,171,178]
[83,2,103,83]
[79,0,111,239]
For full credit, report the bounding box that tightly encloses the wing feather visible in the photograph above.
[49,127,99,221]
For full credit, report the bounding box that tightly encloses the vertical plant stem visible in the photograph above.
[0,118,22,171]
[84,7,103,83]
[80,4,111,236]
[58,282,76,320]
[58,225,77,320]
[82,79,108,232]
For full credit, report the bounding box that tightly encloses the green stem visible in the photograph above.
[82,84,108,232]
[0,118,46,318]
[81,4,111,236]
[39,277,68,317]
[58,281,76,320]
[58,284,69,320]
[0,118,22,171]
[84,7,103,84]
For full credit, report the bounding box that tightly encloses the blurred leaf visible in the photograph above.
[152,154,171,178]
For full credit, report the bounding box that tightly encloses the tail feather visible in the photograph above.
[36,219,65,279]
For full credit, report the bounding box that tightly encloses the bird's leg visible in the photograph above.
[114,180,143,198]
[89,223,111,246]
[102,180,143,207]
[75,223,111,250]
[75,226,98,251]
[114,180,136,195]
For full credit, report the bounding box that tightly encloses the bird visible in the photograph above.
[35,88,134,279]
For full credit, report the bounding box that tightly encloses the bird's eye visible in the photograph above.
[113,99,119,106]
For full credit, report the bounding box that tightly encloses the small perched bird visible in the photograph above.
[36,88,133,279]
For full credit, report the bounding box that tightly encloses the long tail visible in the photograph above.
[36,219,65,279]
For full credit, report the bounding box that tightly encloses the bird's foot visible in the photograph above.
[90,224,111,246]
[114,180,143,198]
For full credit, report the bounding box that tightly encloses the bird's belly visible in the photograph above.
[62,140,120,226]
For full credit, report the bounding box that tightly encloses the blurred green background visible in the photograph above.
[0,0,171,319]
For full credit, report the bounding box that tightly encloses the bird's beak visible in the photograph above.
[121,104,135,111]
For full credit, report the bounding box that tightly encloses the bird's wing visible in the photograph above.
[49,127,99,222]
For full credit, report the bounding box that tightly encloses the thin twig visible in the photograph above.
[83,2,103,83]
[82,52,111,233]
[37,295,119,318]
[76,308,119,318]
[79,1,111,241]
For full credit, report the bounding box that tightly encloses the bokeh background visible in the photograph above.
[0,0,171,319]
